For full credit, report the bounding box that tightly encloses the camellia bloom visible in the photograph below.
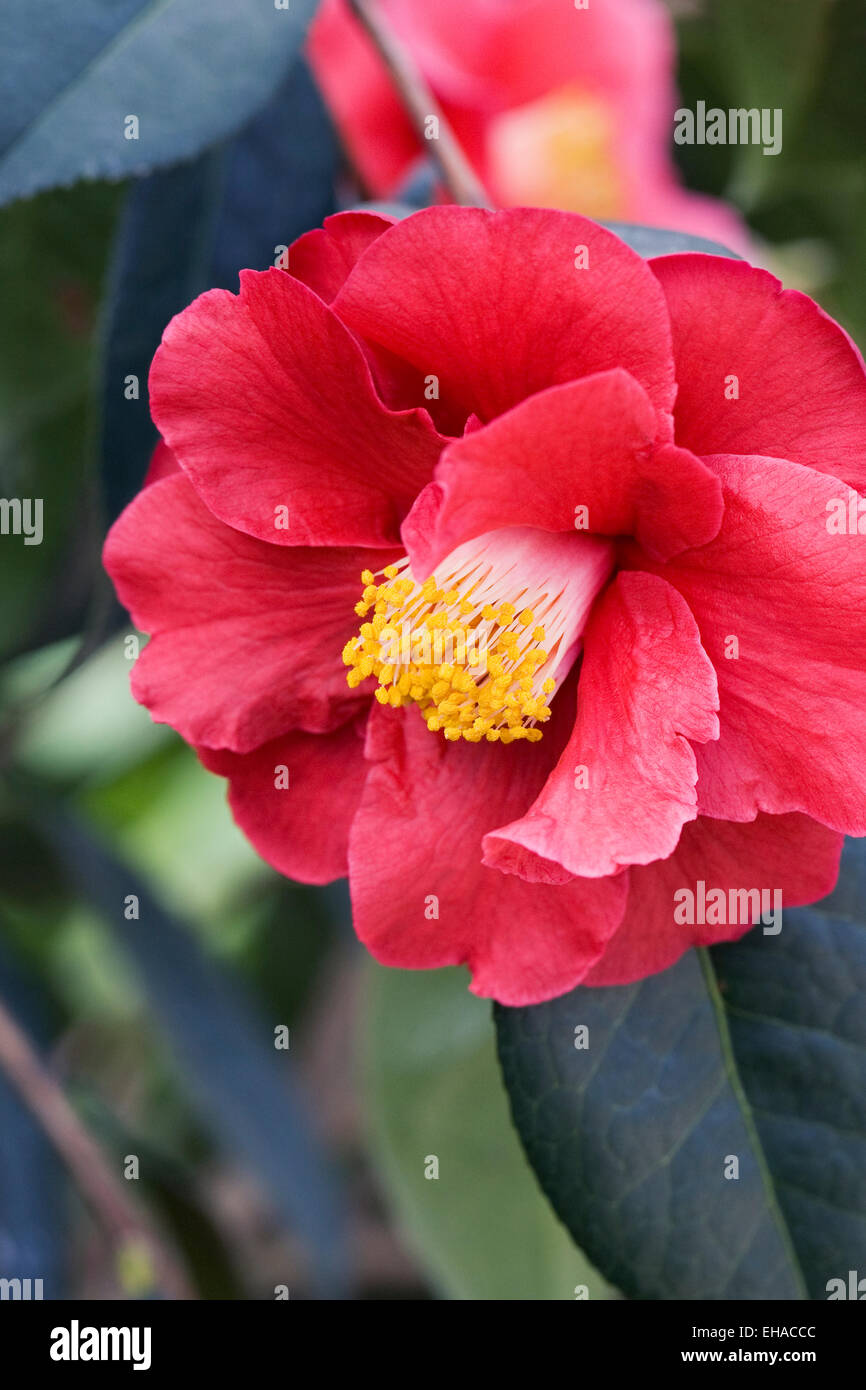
[105,206,866,1005]
[307,0,748,250]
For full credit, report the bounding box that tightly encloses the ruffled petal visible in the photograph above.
[402,369,722,576]
[484,572,718,881]
[288,210,394,304]
[624,453,866,834]
[333,206,676,426]
[584,812,843,986]
[652,254,866,490]
[200,715,369,885]
[104,472,393,751]
[143,440,180,487]
[149,267,446,549]
[348,698,627,1005]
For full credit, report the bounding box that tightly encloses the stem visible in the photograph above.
[0,996,194,1300]
[347,0,492,208]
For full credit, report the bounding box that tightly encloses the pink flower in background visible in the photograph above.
[308,0,749,251]
[104,207,866,1005]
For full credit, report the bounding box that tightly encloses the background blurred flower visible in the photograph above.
[309,0,749,250]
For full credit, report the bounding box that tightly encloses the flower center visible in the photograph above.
[343,528,613,743]
[487,85,625,219]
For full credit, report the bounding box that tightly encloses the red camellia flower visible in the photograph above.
[104,206,866,1005]
[307,0,749,251]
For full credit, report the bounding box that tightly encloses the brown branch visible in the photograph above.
[347,0,492,208]
[0,996,194,1300]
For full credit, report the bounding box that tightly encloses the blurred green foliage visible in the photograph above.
[363,962,614,1300]
[677,0,866,342]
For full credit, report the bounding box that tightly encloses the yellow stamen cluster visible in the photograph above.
[342,561,558,742]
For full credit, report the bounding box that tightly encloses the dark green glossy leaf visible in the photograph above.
[0,0,322,206]
[496,842,866,1301]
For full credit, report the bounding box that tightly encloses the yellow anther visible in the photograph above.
[343,548,569,744]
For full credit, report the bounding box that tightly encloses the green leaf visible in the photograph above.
[0,0,321,206]
[363,961,614,1300]
[689,0,836,207]
[495,842,866,1301]
[0,183,121,658]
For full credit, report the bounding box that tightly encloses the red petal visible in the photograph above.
[653,254,866,489]
[149,267,445,549]
[484,572,718,880]
[402,369,722,575]
[288,210,394,304]
[143,440,180,487]
[333,206,676,426]
[200,716,369,885]
[104,472,392,751]
[626,453,866,834]
[584,813,843,986]
[347,698,627,1006]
